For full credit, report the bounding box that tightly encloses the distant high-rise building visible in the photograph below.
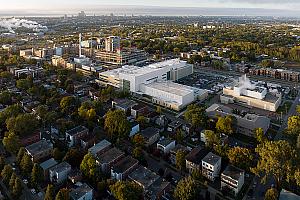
[78,11,86,18]
[105,36,120,52]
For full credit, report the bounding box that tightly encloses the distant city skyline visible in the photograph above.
[0,0,299,17]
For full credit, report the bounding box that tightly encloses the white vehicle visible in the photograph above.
[23,179,28,184]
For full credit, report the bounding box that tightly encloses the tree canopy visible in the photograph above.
[251,140,295,190]
[109,181,143,200]
[184,104,207,128]
[104,109,130,139]
[174,176,200,200]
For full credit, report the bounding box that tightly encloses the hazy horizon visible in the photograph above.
[0,0,300,17]
[0,5,300,18]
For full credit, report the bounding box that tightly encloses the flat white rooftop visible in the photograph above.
[143,81,194,97]
[100,59,189,78]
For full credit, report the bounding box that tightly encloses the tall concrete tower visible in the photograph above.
[79,33,82,57]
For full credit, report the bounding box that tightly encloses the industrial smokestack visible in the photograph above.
[79,33,82,57]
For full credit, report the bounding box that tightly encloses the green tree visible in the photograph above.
[44,184,55,200]
[184,104,207,128]
[0,104,23,125]
[251,140,295,190]
[16,147,25,165]
[78,101,97,122]
[9,172,17,190]
[12,177,23,199]
[132,134,145,147]
[228,147,253,170]
[109,181,143,200]
[6,113,39,136]
[136,115,146,128]
[80,153,96,179]
[35,105,49,122]
[104,110,130,139]
[52,148,65,161]
[264,188,278,200]
[287,115,300,135]
[216,115,234,135]
[63,148,84,168]
[174,176,200,200]
[1,164,13,184]
[0,155,5,171]
[203,130,220,148]
[55,188,69,200]
[20,153,33,176]
[295,169,300,187]
[175,129,185,143]
[60,96,77,114]
[214,144,229,159]
[255,128,267,143]
[2,132,20,154]
[0,91,12,105]
[16,78,32,90]
[132,147,143,161]
[296,105,300,115]
[31,163,43,188]
[175,150,186,172]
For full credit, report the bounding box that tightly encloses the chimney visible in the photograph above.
[79,33,82,57]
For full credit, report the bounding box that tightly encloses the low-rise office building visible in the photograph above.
[221,75,282,112]
[206,103,270,137]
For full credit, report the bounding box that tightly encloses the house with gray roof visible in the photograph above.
[221,165,245,196]
[88,139,111,157]
[39,158,58,181]
[49,161,71,184]
[202,152,221,181]
[25,139,53,162]
[70,183,93,200]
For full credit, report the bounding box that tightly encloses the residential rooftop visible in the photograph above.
[88,139,111,156]
[97,147,124,164]
[185,146,209,165]
[70,183,93,200]
[66,125,88,136]
[111,156,138,173]
[129,166,160,189]
[222,165,245,181]
[157,138,175,147]
[25,139,53,155]
[140,127,160,139]
[40,158,58,170]
[202,152,221,166]
[49,161,71,173]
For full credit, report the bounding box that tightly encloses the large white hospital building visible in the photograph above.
[99,59,208,110]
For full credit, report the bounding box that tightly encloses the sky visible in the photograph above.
[0,0,300,16]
